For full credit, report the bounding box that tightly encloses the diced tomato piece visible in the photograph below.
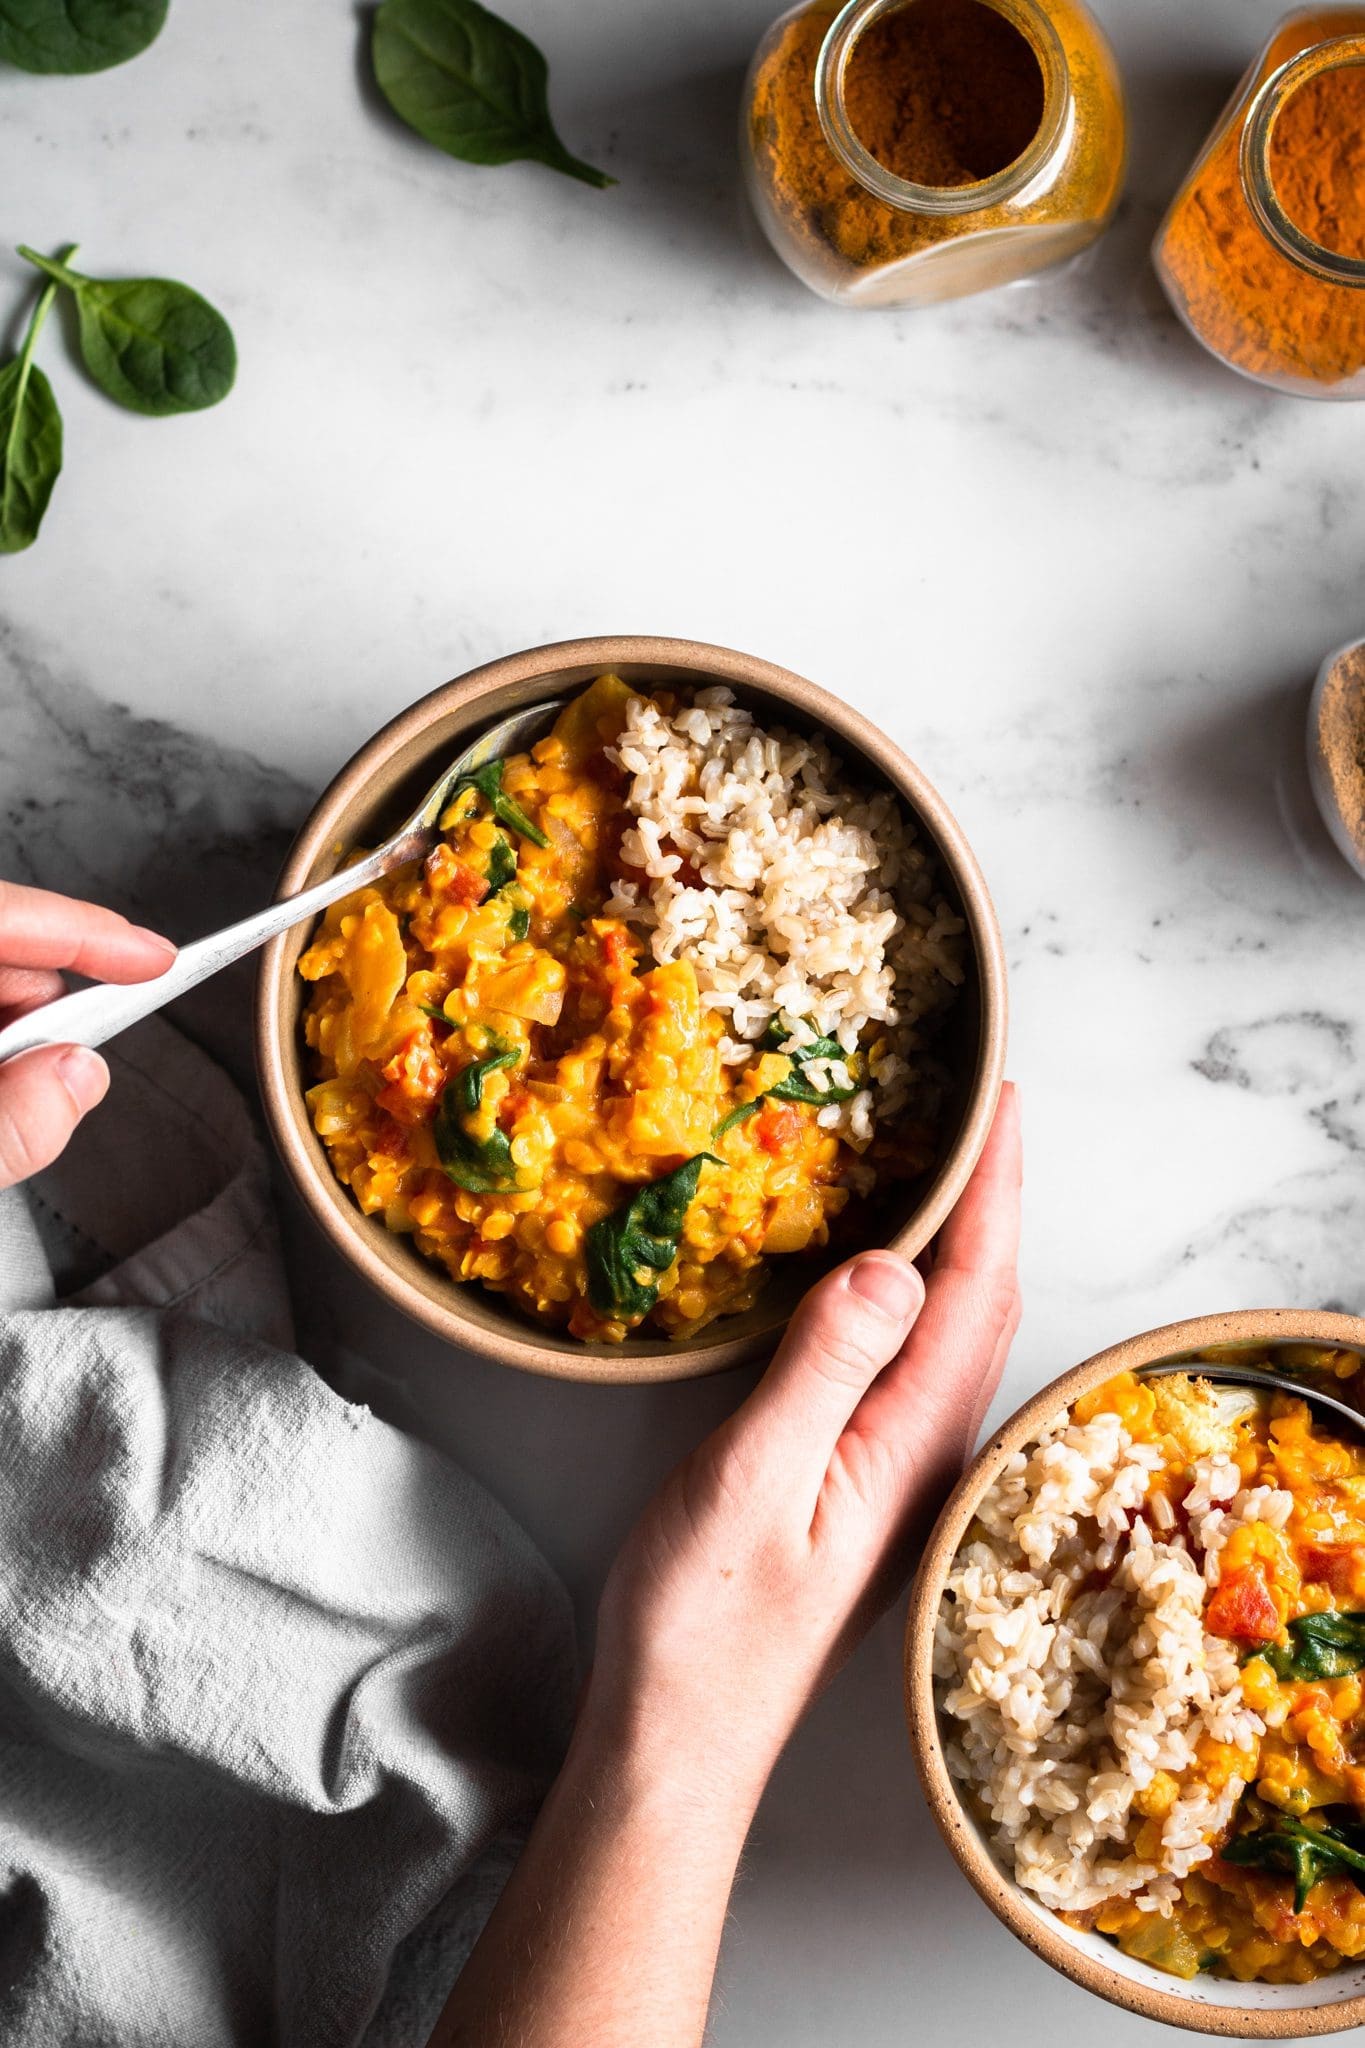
[601,927,632,971]
[1301,1545,1355,1595]
[372,1112,409,1157]
[1206,1565,1281,1643]
[756,1101,804,1155]
[376,1033,446,1126]
[502,1083,533,1123]
[425,842,487,906]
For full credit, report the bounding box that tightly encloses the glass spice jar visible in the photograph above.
[741,0,1127,309]
[1154,11,1365,398]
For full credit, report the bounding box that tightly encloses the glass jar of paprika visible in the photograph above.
[1154,11,1365,397]
[741,0,1127,309]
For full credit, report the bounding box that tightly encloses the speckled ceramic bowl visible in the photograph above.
[256,635,1007,1384]
[906,1309,1365,2037]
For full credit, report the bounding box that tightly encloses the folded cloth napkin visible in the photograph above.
[0,1019,576,2048]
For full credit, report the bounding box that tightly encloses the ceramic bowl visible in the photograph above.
[905,1308,1365,2038]
[256,635,1007,1384]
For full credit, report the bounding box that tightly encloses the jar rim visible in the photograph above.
[814,0,1072,217]
[1241,36,1365,289]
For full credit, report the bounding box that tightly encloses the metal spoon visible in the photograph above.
[1140,1359,1365,1440]
[0,698,565,1066]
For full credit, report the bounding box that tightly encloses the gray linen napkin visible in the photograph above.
[0,1019,576,2048]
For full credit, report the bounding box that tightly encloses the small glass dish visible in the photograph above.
[742,0,1127,309]
[1154,11,1365,397]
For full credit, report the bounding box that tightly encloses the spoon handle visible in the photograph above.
[0,838,418,1066]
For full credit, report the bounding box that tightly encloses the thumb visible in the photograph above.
[732,1253,925,1519]
[0,1045,110,1191]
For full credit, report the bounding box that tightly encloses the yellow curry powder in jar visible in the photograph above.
[1154,11,1365,396]
[742,0,1126,308]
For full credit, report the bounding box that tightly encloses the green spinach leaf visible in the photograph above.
[0,251,66,552]
[1224,1814,1365,1913]
[486,831,517,893]
[585,1154,717,1321]
[18,245,235,416]
[432,1046,522,1193]
[453,758,549,848]
[480,829,531,937]
[1264,1611,1365,1682]
[714,1016,859,1139]
[0,0,167,73]
[372,0,613,190]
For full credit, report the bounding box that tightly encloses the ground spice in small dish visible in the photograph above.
[742,0,1126,305]
[1271,60,1365,257]
[1313,642,1365,864]
[841,0,1045,187]
[1154,14,1365,392]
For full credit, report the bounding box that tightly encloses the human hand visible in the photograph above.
[0,882,175,1191]
[585,1083,1023,1816]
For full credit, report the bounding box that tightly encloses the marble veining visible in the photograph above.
[3,2,1365,2042]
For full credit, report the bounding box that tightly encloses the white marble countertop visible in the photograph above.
[5,0,1365,2040]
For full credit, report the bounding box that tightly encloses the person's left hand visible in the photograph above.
[0,882,176,1191]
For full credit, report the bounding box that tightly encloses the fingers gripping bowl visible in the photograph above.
[906,1311,1365,2038]
[256,637,1006,1383]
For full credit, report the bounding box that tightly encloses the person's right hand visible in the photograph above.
[585,1084,1023,1815]
[0,882,176,1191]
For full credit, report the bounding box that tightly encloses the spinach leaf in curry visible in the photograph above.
[585,1154,717,1322]
[1223,1813,1365,1914]
[482,828,531,938]
[433,1044,523,1194]
[714,1014,860,1138]
[1261,1611,1365,1682]
[453,757,549,848]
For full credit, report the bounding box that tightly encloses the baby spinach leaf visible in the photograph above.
[433,1046,522,1193]
[1264,1611,1365,1682]
[486,831,517,894]
[1224,1814,1365,1913]
[419,1001,451,1025]
[18,245,236,416]
[480,829,531,938]
[714,1017,859,1139]
[0,252,66,553]
[585,1154,717,1322]
[453,758,549,848]
[761,1013,843,1060]
[714,1098,763,1139]
[372,0,613,190]
[0,0,167,73]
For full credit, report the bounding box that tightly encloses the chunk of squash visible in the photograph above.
[341,901,409,1057]
[478,955,566,1025]
[549,672,636,769]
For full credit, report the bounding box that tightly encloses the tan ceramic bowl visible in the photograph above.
[256,635,1007,1384]
[906,1308,1365,2038]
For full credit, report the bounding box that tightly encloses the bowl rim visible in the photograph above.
[904,1306,1365,2038]
[255,633,1008,1385]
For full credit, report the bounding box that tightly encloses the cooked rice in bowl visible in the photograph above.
[936,1349,1365,1985]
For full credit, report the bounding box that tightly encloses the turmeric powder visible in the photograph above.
[1155,14,1365,391]
[743,0,1126,307]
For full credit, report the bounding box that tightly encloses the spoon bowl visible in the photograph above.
[1140,1358,1365,1439]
